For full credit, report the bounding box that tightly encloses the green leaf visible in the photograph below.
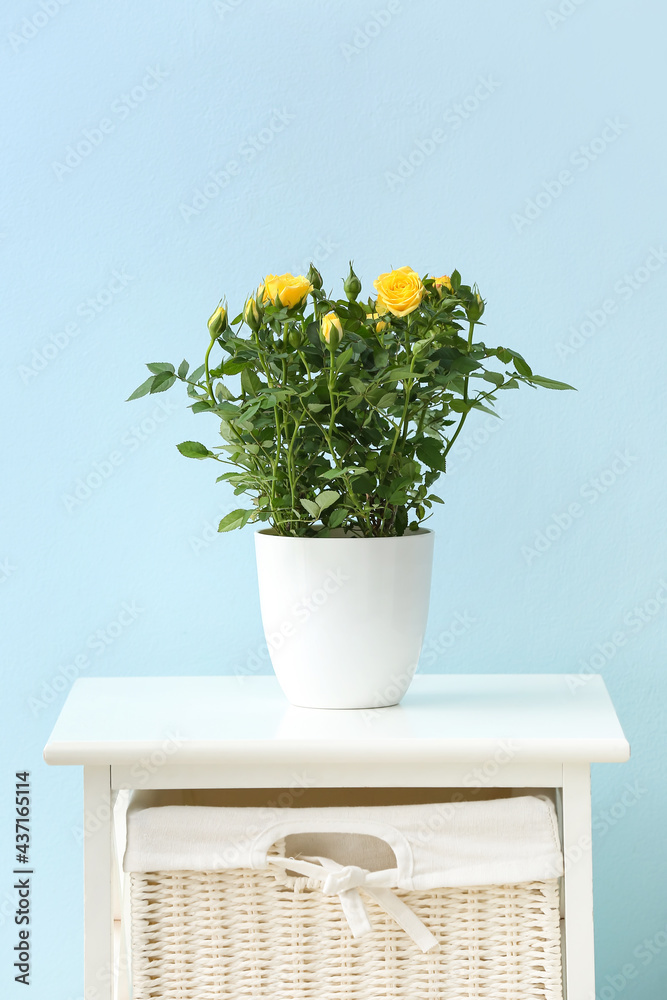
[328,507,347,528]
[218,509,254,532]
[147,362,175,374]
[300,498,320,518]
[308,402,328,413]
[241,368,262,395]
[190,364,206,381]
[513,356,533,378]
[450,269,461,291]
[222,359,247,376]
[472,399,500,420]
[335,347,354,370]
[450,356,481,374]
[449,398,471,413]
[126,375,155,401]
[383,366,415,382]
[176,440,212,459]
[150,371,176,393]
[394,506,408,536]
[317,490,339,512]
[217,401,242,418]
[377,393,398,408]
[525,374,576,391]
[353,474,375,495]
[177,359,189,378]
[482,371,504,386]
[417,439,446,472]
[191,400,213,413]
[471,402,498,416]
[320,466,367,480]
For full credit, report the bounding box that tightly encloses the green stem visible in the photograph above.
[296,395,372,535]
[204,334,217,404]
[443,319,476,459]
[388,352,416,463]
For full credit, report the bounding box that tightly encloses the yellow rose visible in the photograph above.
[433,274,453,294]
[262,272,312,309]
[321,311,343,349]
[373,266,425,317]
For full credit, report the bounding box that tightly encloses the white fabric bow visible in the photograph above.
[268,855,438,953]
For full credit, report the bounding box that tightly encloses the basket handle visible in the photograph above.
[252,818,412,880]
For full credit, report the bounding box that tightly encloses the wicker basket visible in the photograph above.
[130,861,563,999]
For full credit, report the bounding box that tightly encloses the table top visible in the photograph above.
[43,674,630,766]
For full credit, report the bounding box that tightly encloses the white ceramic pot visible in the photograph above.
[254,529,434,709]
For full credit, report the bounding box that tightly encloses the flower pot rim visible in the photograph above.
[255,527,434,540]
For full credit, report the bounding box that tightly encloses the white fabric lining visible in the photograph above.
[123,793,563,888]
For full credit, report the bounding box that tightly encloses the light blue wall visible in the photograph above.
[2,1,665,996]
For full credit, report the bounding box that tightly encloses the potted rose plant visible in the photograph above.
[129,264,573,709]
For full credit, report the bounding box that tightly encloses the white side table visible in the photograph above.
[44,673,630,1000]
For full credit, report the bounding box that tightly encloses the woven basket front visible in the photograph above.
[130,866,563,999]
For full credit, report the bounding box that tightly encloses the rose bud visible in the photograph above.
[321,311,344,350]
[344,261,362,302]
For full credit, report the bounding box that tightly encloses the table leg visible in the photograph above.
[562,763,596,1000]
[83,766,114,1000]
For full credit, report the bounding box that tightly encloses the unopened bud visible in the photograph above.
[307,263,323,290]
[287,327,306,350]
[208,304,227,338]
[344,261,362,302]
[467,289,485,322]
[244,296,261,331]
